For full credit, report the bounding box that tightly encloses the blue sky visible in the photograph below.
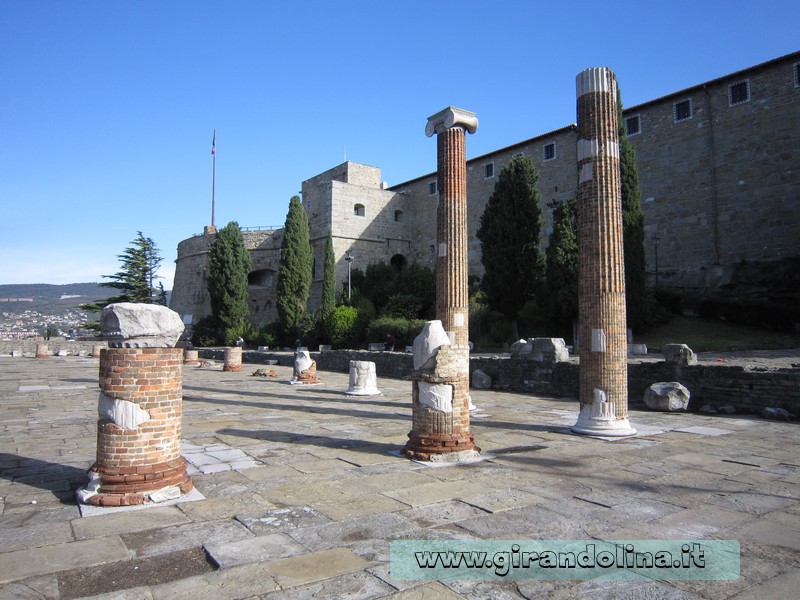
[2,1,798,287]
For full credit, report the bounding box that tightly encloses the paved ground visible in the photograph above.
[1,355,799,599]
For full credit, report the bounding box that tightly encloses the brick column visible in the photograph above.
[184,348,199,366]
[223,346,243,372]
[81,348,192,506]
[35,343,48,359]
[572,68,636,437]
[404,107,479,462]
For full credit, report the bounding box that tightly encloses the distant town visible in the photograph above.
[0,283,125,340]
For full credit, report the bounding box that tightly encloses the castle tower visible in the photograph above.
[572,68,636,437]
[404,107,480,461]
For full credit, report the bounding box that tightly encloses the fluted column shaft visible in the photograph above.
[573,68,636,436]
[436,127,470,346]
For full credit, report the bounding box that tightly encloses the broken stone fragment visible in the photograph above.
[471,369,492,389]
[412,320,451,371]
[98,392,151,429]
[418,381,453,413]
[101,303,185,348]
[643,382,690,411]
[662,343,698,366]
[293,350,313,376]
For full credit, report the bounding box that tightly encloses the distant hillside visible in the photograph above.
[0,283,108,314]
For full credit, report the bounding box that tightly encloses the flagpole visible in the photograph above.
[211,129,216,228]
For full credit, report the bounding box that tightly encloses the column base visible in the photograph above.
[77,457,193,506]
[572,403,637,437]
[403,432,480,462]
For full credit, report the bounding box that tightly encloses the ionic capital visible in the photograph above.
[425,106,478,137]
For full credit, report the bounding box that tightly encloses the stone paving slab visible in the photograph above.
[260,570,397,600]
[149,562,280,600]
[121,517,254,558]
[205,531,306,569]
[73,505,192,539]
[263,547,371,589]
[0,536,130,584]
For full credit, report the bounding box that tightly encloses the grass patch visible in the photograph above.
[641,315,800,352]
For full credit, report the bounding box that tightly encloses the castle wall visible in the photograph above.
[171,52,800,330]
[169,228,283,331]
[630,55,800,293]
[303,162,408,309]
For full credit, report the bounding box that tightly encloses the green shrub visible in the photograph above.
[251,323,280,348]
[298,310,322,348]
[382,293,422,319]
[366,316,426,347]
[191,315,223,347]
[330,305,359,348]
[351,295,376,344]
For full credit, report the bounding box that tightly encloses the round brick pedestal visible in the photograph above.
[81,347,192,506]
[91,345,103,358]
[184,349,199,366]
[35,343,48,359]
[223,346,243,372]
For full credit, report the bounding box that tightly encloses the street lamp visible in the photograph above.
[344,249,354,301]
[651,235,661,289]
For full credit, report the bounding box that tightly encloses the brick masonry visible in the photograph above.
[86,347,192,506]
[574,68,632,433]
[223,346,243,372]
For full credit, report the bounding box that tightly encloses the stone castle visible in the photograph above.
[170,51,800,330]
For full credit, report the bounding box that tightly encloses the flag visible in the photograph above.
[211,130,216,155]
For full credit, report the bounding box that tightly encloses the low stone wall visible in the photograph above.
[0,339,106,357]
[197,348,800,417]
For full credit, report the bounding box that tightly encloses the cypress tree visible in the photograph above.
[207,221,252,345]
[320,229,336,341]
[617,85,649,332]
[277,195,313,341]
[476,154,545,340]
[545,199,579,341]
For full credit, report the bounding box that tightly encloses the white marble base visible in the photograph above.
[572,401,636,437]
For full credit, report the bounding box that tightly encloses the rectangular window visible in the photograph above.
[428,181,437,195]
[625,115,641,136]
[674,99,692,122]
[794,62,800,88]
[729,80,750,106]
[543,143,556,161]
[484,163,495,178]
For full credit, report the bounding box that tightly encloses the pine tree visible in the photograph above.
[545,199,579,341]
[617,85,649,332]
[207,221,252,345]
[277,195,313,341]
[320,229,336,341]
[476,154,545,340]
[81,232,163,312]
